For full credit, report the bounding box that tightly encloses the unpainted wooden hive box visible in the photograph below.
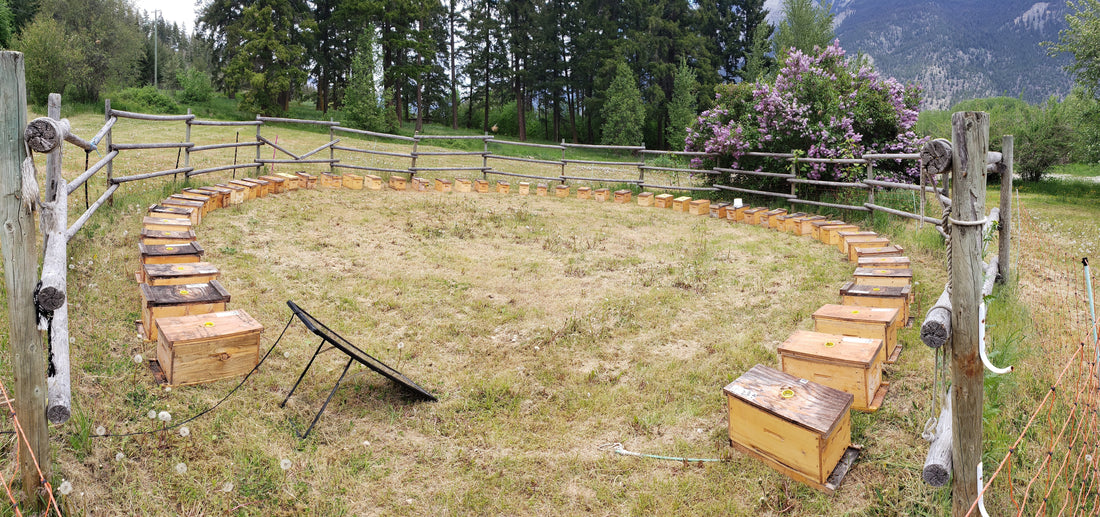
[672,196,692,212]
[593,188,611,201]
[140,281,230,342]
[637,192,654,206]
[156,309,262,386]
[414,177,432,191]
[689,199,710,215]
[364,174,383,190]
[143,216,192,234]
[853,267,912,288]
[857,256,911,270]
[556,185,572,197]
[778,330,888,412]
[777,212,806,231]
[141,228,196,246]
[724,364,853,489]
[475,179,490,193]
[577,186,592,200]
[812,304,900,364]
[341,173,364,190]
[228,179,259,200]
[319,173,342,189]
[762,208,787,228]
[216,183,246,205]
[198,186,235,206]
[835,231,877,253]
[139,242,204,283]
[536,183,549,196]
[243,177,273,197]
[495,180,510,194]
[184,188,224,210]
[161,198,205,222]
[259,175,288,193]
[455,178,473,192]
[794,215,826,235]
[518,182,530,195]
[840,281,911,327]
[434,178,453,192]
[389,175,408,190]
[654,193,674,208]
[149,204,199,226]
[294,172,318,189]
[743,207,767,225]
[713,202,731,219]
[275,172,301,190]
[822,225,859,245]
[846,239,893,262]
[143,262,220,287]
[809,219,845,240]
[172,192,215,214]
[728,205,751,221]
[614,189,632,203]
[853,245,905,261]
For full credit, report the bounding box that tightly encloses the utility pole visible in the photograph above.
[154,10,160,88]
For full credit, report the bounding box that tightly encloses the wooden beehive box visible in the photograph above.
[536,183,549,196]
[149,204,199,226]
[414,177,432,191]
[496,180,510,194]
[141,228,196,246]
[259,175,288,193]
[216,183,246,206]
[138,242,204,283]
[364,174,383,190]
[857,256,911,270]
[796,215,826,236]
[853,245,905,261]
[476,179,490,193]
[777,212,806,231]
[389,175,408,190]
[199,185,235,205]
[654,193,674,208]
[161,198,205,221]
[846,239,892,261]
[317,173,340,189]
[295,172,317,189]
[456,178,473,192]
[434,178,453,192]
[778,330,888,412]
[557,185,573,198]
[672,196,692,212]
[724,364,855,491]
[577,186,592,200]
[168,193,212,216]
[275,172,301,190]
[638,192,654,207]
[810,220,846,240]
[184,188,224,210]
[155,309,262,386]
[835,231,878,254]
[840,281,911,328]
[813,304,900,364]
[763,208,787,228]
[144,262,220,287]
[237,178,270,197]
[689,199,710,215]
[518,182,530,195]
[853,267,912,288]
[341,173,364,190]
[143,216,192,233]
[714,202,731,219]
[139,281,230,342]
[729,205,751,221]
[228,179,259,200]
[821,224,859,245]
[593,188,610,201]
[744,207,770,224]
[614,190,632,203]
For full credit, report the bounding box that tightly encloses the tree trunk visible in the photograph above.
[449,0,458,130]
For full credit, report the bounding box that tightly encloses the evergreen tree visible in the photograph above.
[600,59,644,146]
[381,85,401,133]
[772,0,834,58]
[666,57,698,149]
[222,0,315,115]
[1050,0,1100,97]
[345,27,383,130]
[0,0,12,48]
[742,21,775,82]
[695,0,769,82]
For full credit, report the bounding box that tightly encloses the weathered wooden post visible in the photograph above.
[950,111,988,516]
[38,94,71,424]
[0,51,50,505]
[998,135,1013,283]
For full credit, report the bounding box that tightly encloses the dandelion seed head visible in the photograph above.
[95,426,106,436]
[115,452,125,462]
[280,458,292,470]
[179,426,190,438]
[175,463,187,474]
[58,480,72,495]
[158,411,171,422]
[133,354,143,364]
[147,410,156,419]
[222,481,234,493]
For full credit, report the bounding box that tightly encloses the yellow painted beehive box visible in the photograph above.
[216,183,246,205]
[434,178,453,192]
[822,225,859,245]
[185,187,224,210]
[475,179,490,193]
[778,330,888,412]
[140,281,230,342]
[840,281,911,328]
[812,304,900,364]
[259,175,288,193]
[577,186,592,200]
[155,309,262,386]
[341,173,364,190]
[363,174,383,190]
[689,199,710,215]
[724,364,853,490]
[228,179,258,200]
[729,205,751,221]
[778,212,808,232]
[614,190,632,203]
[594,188,611,201]
[810,220,846,240]
[654,193,674,208]
[846,239,892,261]
[150,204,199,226]
[143,216,192,234]
[672,196,692,212]
[319,173,342,189]
[275,172,301,190]
[796,215,826,236]
[141,228,196,246]
[637,192,654,207]
[138,242,204,283]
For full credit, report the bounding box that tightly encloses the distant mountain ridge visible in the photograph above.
[765,0,1075,109]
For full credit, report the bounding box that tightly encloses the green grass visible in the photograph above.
[1049,162,1100,178]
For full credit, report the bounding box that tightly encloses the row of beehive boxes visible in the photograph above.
[135,172,330,385]
[722,209,914,491]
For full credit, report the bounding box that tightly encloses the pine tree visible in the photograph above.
[742,21,775,82]
[666,58,698,149]
[345,27,383,130]
[0,0,12,49]
[772,0,834,58]
[600,59,645,146]
[222,0,314,115]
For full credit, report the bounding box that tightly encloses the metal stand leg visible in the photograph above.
[299,358,354,440]
[280,340,325,408]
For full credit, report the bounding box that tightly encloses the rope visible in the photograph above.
[597,442,725,463]
[92,313,294,439]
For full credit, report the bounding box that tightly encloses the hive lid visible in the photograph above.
[838,231,877,238]
[853,267,913,278]
[857,256,911,267]
[763,208,787,215]
[800,215,826,221]
[778,330,883,367]
[156,309,262,344]
[139,242,204,258]
[813,304,898,324]
[148,205,193,216]
[162,198,204,209]
[778,212,807,220]
[638,192,653,197]
[144,261,220,278]
[812,219,847,227]
[259,175,285,182]
[655,193,674,199]
[690,198,709,204]
[171,193,211,203]
[141,280,230,307]
[855,245,904,254]
[723,364,853,435]
[839,281,911,298]
[216,183,245,192]
[142,216,191,228]
[744,207,766,213]
[140,228,196,240]
[615,189,631,195]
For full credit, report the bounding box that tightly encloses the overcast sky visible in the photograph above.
[132,0,198,32]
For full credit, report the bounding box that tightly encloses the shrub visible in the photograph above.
[1017,99,1074,182]
[109,86,180,114]
[175,68,213,104]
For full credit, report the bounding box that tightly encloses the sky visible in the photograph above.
[132,0,198,32]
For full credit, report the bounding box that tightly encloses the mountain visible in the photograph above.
[766,0,1075,109]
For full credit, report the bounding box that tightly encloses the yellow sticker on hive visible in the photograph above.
[780,388,795,399]
[175,266,186,271]
[204,321,215,327]
[178,289,189,295]
[878,270,889,274]
[165,246,175,251]
[824,341,836,348]
[852,310,860,314]
[872,287,881,291]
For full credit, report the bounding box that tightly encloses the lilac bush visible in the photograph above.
[686,41,924,183]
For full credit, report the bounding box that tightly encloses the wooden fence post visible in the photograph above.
[950,111,988,516]
[998,135,1013,283]
[0,51,50,507]
[42,93,70,424]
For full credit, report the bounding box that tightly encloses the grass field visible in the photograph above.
[0,110,1094,515]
